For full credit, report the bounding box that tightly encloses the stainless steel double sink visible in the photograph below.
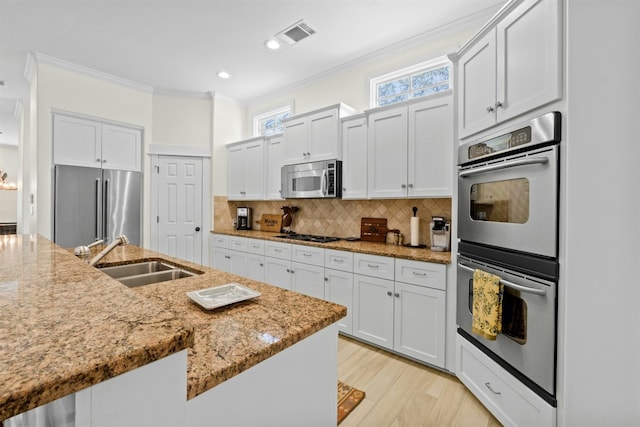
[98,259,202,287]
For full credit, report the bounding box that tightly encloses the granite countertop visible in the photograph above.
[0,235,194,421]
[211,229,452,264]
[0,236,345,420]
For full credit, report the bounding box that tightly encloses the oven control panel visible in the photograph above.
[468,126,532,159]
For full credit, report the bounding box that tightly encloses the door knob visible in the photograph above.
[195,227,201,232]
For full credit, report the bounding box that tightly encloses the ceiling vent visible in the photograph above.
[276,20,317,45]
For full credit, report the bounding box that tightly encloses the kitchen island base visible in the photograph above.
[187,323,338,427]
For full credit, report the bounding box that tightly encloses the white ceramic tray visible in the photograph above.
[187,283,261,310]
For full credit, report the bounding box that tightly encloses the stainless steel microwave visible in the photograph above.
[281,160,342,199]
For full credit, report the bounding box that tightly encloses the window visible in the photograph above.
[370,56,452,108]
[253,105,292,137]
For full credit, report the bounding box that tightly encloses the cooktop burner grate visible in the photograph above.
[275,234,341,243]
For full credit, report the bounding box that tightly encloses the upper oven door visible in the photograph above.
[458,145,558,258]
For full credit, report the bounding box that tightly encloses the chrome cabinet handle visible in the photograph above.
[408,184,413,188]
[324,277,329,282]
[274,248,282,252]
[459,157,549,178]
[367,264,379,269]
[286,268,290,273]
[457,263,547,296]
[494,101,503,108]
[486,106,494,113]
[485,382,501,395]
[259,263,264,267]
[96,158,101,162]
[387,291,392,296]
[333,259,344,263]
[412,271,427,277]
[401,184,406,189]
[302,253,312,257]
[394,292,400,298]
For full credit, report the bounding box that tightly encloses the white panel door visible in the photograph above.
[158,156,203,264]
[353,274,394,349]
[307,108,339,161]
[393,282,446,367]
[458,30,497,139]
[324,269,354,334]
[341,116,368,200]
[53,114,102,168]
[101,124,142,171]
[367,106,408,199]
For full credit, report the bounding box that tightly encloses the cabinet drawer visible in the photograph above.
[264,241,292,260]
[395,259,446,290]
[246,238,265,255]
[291,244,324,267]
[211,234,229,248]
[229,236,248,252]
[456,335,556,427]
[325,249,354,272]
[353,253,394,280]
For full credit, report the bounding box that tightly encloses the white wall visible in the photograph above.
[561,0,640,425]
[244,12,493,136]
[212,94,244,197]
[152,93,211,147]
[0,145,18,222]
[35,61,154,244]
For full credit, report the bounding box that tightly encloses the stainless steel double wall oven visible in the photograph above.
[456,112,561,406]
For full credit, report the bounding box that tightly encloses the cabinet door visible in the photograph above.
[283,117,308,164]
[244,140,265,200]
[228,250,248,277]
[367,106,408,199]
[341,117,368,200]
[227,144,246,200]
[212,248,230,272]
[325,269,354,335]
[458,30,497,139]
[101,124,141,171]
[496,0,561,123]
[264,257,292,290]
[291,262,325,299]
[408,95,453,197]
[353,274,394,349]
[53,114,102,168]
[246,254,265,282]
[266,135,285,200]
[393,282,445,367]
[307,108,339,161]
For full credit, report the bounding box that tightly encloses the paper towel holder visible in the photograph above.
[430,216,451,252]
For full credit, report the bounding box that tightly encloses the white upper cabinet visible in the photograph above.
[458,0,562,138]
[282,104,356,165]
[53,114,141,171]
[367,93,453,199]
[266,135,285,200]
[341,115,368,200]
[227,137,265,201]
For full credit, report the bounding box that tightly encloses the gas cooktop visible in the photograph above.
[275,234,341,243]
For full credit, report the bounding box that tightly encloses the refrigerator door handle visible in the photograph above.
[103,179,110,241]
[95,178,101,239]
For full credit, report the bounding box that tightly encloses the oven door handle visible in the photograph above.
[458,157,549,178]
[458,263,547,296]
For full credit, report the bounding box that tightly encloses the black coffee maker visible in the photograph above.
[236,207,252,230]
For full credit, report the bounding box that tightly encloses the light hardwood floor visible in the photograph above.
[338,335,502,427]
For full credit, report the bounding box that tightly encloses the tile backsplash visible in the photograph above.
[214,196,452,247]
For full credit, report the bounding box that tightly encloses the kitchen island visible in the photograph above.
[0,235,346,426]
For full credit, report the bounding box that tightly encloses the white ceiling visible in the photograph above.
[0,0,506,146]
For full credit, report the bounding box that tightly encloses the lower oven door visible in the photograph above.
[456,254,556,397]
[458,145,558,258]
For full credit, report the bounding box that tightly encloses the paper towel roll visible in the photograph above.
[410,217,420,246]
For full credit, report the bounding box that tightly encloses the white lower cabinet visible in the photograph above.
[353,254,446,367]
[457,334,556,427]
[264,256,292,290]
[291,262,325,299]
[324,268,354,335]
[227,250,247,277]
[246,254,265,282]
[353,274,395,349]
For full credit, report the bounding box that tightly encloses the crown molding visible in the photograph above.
[456,0,522,56]
[32,52,154,93]
[152,87,211,99]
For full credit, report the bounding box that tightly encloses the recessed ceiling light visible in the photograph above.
[217,71,230,79]
[264,39,280,50]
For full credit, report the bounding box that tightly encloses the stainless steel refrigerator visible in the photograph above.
[54,165,142,248]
